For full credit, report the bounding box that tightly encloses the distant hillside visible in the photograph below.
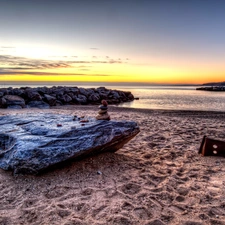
[202,81,225,86]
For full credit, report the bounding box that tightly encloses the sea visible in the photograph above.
[1,84,225,112]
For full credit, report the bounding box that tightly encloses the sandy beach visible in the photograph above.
[1,105,225,225]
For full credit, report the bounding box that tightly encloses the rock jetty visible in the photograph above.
[0,113,140,174]
[0,86,135,109]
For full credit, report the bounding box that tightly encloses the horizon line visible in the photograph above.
[0,81,202,86]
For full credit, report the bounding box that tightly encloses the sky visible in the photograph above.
[0,0,225,85]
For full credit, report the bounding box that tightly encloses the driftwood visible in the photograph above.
[199,136,225,156]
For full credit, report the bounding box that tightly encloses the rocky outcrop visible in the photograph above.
[0,113,140,174]
[0,86,135,108]
[196,86,225,91]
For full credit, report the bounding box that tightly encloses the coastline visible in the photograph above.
[1,106,225,224]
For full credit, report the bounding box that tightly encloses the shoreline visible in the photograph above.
[1,104,225,119]
[1,106,225,224]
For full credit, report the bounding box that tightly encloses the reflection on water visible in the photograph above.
[116,86,225,112]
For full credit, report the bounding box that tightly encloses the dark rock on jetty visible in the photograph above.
[0,113,140,174]
[0,86,135,109]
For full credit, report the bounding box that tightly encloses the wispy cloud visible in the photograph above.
[0,54,127,78]
[0,69,109,77]
[0,54,124,71]
[90,48,99,50]
[0,55,72,69]
[0,46,16,49]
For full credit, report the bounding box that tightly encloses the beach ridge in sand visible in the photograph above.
[1,106,225,225]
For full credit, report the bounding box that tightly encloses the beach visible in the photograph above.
[1,106,225,225]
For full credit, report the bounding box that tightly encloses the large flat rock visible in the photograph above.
[0,113,139,174]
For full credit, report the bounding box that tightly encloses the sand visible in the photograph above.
[1,105,225,225]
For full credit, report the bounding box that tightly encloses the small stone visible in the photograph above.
[96,113,110,121]
[80,119,89,123]
[98,109,108,114]
[101,100,108,106]
[97,171,102,175]
[99,105,108,110]
[73,115,78,121]
[57,124,62,127]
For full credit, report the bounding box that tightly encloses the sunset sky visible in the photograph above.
[1,0,225,85]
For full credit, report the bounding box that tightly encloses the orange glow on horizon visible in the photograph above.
[1,56,225,85]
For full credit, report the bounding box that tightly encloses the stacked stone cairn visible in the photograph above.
[96,100,110,120]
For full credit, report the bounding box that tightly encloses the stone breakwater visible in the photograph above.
[0,86,134,109]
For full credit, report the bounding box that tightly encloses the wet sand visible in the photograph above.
[1,105,225,225]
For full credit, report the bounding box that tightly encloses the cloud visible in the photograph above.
[0,67,35,70]
[0,55,73,69]
[0,54,124,69]
[0,70,109,77]
[0,46,15,49]
[90,48,99,50]
[0,54,126,79]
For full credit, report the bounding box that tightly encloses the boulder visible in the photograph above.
[59,94,72,103]
[7,105,23,109]
[44,94,57,106]
[27,100,50,109]
[74,94,87,104]
[0,92,4,97]
[110,90,120,99]
[2,95,26,108]
[0,97,7,107]
[26,90,42,101]
[79,87,89,97]
[8,88,25,97]
[0,113,140,174]
[88,93,100,102]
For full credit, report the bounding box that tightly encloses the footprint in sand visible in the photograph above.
[175,195,185,202]
[133,207,152,220]
[120,183,141,195]
[56,209,71,218]
[108,215,132,225]
[121,201,134,211]
[181,221,204,225]
[145,219,166,225]
[176,186,189,196]
[81,188,93,196]
[63,218,87,225]
[0,217,12,225]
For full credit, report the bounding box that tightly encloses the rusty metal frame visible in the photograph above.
[199,136,225,156]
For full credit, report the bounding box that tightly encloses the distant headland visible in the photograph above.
[196,81,225,92]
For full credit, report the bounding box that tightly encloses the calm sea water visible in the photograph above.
[116,86,225,112]
[1,84,225,112]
